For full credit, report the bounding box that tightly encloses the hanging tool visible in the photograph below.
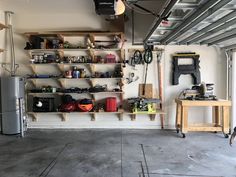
[123,50,143,69]
[126,72,139,84]
[133,50,143,65]
[157,50,164,129]
[142,47,153,96]
[128,97,161,113]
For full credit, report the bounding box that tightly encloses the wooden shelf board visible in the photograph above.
[93,111,123,114]
[90,91,124,94]
[27,78,60,80]
[27,77,122,80]
[59,78,123,80]
[124,110,165,115]
[29,63,122,66]
[28,48,89,52]
[28,111,123,114]
[27,48,122,52]
[27,91,124,95]
[93,48,122,51]
[28,112,62,114]
[24,31,123,36]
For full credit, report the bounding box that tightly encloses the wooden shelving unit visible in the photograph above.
[25,31,125,122]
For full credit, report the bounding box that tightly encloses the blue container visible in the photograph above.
[73,70,80,78]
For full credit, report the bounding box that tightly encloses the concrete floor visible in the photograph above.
[0,130,236,177]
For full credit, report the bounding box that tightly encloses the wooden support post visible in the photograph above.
[157,50,164,129]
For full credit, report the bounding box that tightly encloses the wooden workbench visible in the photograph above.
[175,99,231,138]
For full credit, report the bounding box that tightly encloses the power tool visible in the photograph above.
[128,97,161,113]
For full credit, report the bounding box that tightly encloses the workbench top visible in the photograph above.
[175,99,231,106]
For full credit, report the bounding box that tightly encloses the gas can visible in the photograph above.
[106,97,117,112]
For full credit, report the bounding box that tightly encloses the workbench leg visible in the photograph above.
[181,106,188,134]
[222,106,230,136]
[213,106,221,127]
[176,103,181,132]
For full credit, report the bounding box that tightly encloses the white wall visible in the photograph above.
[0,0,227,129]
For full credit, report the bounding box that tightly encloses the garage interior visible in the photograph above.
[0,0,236,176]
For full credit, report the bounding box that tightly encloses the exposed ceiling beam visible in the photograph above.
[187,17,236,44]
[160,0,232,44]
[200,29,236,44]
[179,10,236,44]
[143,0,178,44]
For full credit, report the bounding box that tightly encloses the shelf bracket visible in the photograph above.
[57,64,65,74]
[57,79,66,88]
[57,34,64,42]
[89,64,95,75]
[88,79,95,87]
[91,113,96,121]
[30,64,37,75]
[149,114,156,121]
[30,113,38,122]
[131,114,136,121]
[118,113,123,121]
[29,79,37,88]
[60,113,67,121]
